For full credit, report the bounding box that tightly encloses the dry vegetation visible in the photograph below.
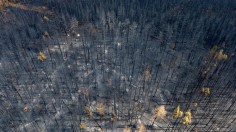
[137,123,146,132]
[153,105,167,120]
[96,103,106,117]
[123,127,131,132]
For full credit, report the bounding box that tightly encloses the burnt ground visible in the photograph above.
[0,0,236,131]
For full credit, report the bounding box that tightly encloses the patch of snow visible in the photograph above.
[55,111,62,119]
[117,42,121,47]
[126,88,129,92]
[121,75,125,80]
[71,94,77,102]
[105,49,108,54]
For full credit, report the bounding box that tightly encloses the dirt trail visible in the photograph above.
[1,0,54,15]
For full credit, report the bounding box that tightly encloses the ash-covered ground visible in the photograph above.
[0,0,236,131]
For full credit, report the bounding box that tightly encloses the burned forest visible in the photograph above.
[0,0,236,131]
